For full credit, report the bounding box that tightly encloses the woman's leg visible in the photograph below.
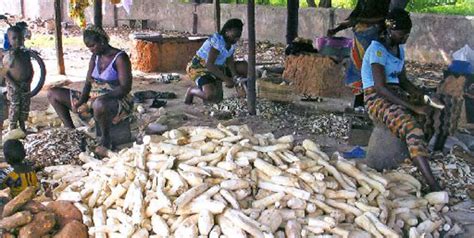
[185,82,217,105]
[235,61,248,97]
[235,61,248,77]
[92,97,119,149]
[366,95,440,191]
[47,88,75,128]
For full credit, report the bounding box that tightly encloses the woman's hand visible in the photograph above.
[224,76,235,88]
[72,101,84,113]
[327,29,337,37]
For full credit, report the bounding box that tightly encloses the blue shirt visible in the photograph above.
[3,33,11,50]
[361,41,405,89]
[196,33,235,66]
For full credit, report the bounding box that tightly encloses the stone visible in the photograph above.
[366,123,409,171]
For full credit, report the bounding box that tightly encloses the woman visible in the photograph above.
[185,18,247,104]
[48,26,133,154]
[361,9,440,191]
[328,0,408,109]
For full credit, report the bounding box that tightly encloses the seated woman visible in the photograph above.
[48,26,133,154]
[361,9,440,191]
[185,18,247,104]
[328,0,409,110]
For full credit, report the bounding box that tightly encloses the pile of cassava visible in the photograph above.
[41,124,461,238]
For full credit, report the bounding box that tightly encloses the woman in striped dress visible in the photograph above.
[361,9,441,191]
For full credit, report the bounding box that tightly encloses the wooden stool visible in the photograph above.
[95,119,132,147]
[366,123,409,171]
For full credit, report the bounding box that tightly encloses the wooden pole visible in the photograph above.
[192,4,198,34]
[286,0,299,44]
[113,4,118,27]
[94,0,103,28]
[20,0,25,18]
[54,0,65,75]
[247,0,256,115]
[214,0,221,32]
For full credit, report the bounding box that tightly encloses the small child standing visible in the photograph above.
[0,139,38,197]
[2,25,33,132]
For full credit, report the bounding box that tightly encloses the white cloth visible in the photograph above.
[122,0,133,15]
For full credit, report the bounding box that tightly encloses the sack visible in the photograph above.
[452,44,474,67]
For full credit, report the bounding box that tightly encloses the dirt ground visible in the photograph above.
[2,23,473,237]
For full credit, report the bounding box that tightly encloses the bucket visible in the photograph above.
[315,36,352,58]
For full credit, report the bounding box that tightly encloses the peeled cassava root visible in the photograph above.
[42,124,459,237]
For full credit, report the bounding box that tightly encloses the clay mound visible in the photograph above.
[283,54,349,98]
[131,39,205,73]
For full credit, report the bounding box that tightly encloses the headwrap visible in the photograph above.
[385,9,412,31]
[84,25,110,43]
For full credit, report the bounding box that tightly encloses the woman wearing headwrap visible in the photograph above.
[48,26,133,155]
[361,9,441,191]
[328,0,409,109]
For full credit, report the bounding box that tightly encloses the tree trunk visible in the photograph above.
[94,0,103,28]
[286,0,299,44]
[318,0,332,8]
[306,0,316,8]
[54,0,65,75]
[247,0,257,115]
[214,0,221,32]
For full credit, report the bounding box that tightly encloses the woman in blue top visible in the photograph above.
[185,18,247,104]
[361,9,440,191]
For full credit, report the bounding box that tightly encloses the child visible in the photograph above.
[0,139,38,197]
[3,25,33,132]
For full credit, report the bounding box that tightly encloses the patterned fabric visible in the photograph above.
[2,169,38,197]
[361,41,405,89]
[69,0,89,29]
[345,24,381,95]
[6,80,30,129]
[196,33,235,66]
[70,51,133,125]
[186,55,230,85]
[364,86,429,159]
[70,82,133,125]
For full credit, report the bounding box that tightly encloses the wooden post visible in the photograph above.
[113,4,118,27]
[214,0,221,32]
[94,0,103,28]
[192,3,198,34]
[20,0,25,18]
[286,0,299,44]
[54,0,65,75]
[247,0,256,115]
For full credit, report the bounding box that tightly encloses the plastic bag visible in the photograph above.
[452,44,474,67]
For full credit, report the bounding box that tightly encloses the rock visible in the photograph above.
[366,123,409,171]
